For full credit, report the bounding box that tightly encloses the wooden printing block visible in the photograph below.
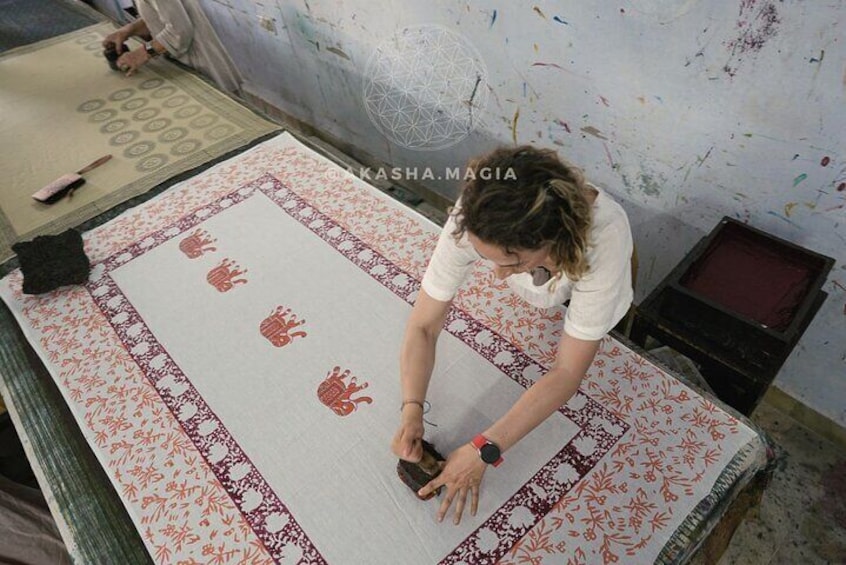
[397,440,445,500]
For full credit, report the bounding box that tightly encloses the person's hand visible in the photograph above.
[102,29,130,54]
[116,48,150,77]
[392,404,425,462]
[418,443,486,525]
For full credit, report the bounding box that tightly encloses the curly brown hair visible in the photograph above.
[452,145,593,280]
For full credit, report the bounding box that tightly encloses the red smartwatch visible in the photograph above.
[471,434,503,467]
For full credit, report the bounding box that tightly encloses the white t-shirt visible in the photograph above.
[138,0,242,95]
[421,185,633,341]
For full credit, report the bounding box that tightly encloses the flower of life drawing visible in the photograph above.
[362,25,488,151]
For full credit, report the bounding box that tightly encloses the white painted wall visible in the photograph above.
[199,0,845,426]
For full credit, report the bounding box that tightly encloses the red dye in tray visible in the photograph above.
[680,223,816,332]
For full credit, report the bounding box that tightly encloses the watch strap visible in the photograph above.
[471,434,487,450]
[471,434,503,467]
[144,41,160,58]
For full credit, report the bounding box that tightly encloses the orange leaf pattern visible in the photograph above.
[0,136,760,564]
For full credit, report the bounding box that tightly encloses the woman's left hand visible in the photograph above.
[418,443,487,525]
[116,48,150,77]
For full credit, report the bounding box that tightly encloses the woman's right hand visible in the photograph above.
[102,29,130,54]
[392,404,425,462]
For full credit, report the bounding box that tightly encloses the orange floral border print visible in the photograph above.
[84,173,627,563]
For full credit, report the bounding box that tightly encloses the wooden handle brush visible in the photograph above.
[32,154,113,204]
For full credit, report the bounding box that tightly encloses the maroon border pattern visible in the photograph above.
[435,314,628,564]
[86,173,628,564]
[86,179,326,564]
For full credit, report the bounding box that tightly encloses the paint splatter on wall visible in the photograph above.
[200,0,846,427]
[723,0,781,77]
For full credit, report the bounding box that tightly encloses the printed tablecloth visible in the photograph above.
[0,22,279,261]
[0,133,768,564]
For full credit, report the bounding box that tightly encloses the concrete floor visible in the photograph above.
[719,401,846,565]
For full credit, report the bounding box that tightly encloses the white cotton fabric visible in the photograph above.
[137,0,242,94]
[108,192,580,564]
[0,132,767,564]
[422,185,634,341]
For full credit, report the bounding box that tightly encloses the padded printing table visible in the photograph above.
[0,133,778,564]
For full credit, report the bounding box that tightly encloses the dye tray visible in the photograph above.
[650,217,834,378]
